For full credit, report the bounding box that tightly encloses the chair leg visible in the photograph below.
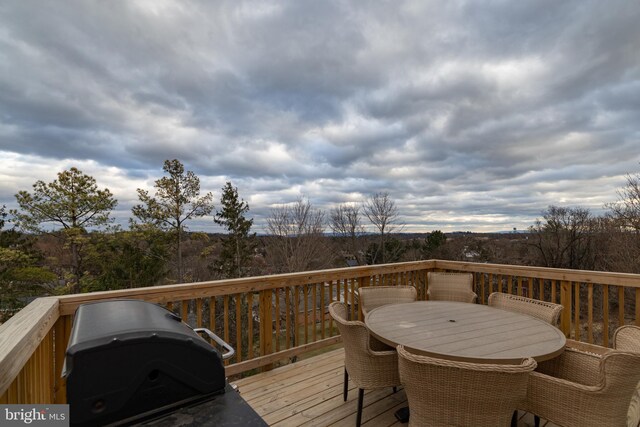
[534,415,540,427]
[344,369,349,401]
[356,388,364,427]
[511,410,518,427]
[392,386,397,393]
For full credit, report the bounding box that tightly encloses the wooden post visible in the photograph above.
[560,280,572,337]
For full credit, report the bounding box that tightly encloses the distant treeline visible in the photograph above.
[1,160,639,320]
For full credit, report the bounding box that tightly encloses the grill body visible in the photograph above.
[64,300,226,426]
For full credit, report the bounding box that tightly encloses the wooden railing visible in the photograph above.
[1,259,640,404]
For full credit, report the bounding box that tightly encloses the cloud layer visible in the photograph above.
[1,0,639,232]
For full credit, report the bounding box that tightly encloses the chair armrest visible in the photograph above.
[536,345,602,386]
[530,370,601,393]
[566,339,611,356]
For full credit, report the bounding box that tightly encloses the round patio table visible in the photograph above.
[365,301,566,364]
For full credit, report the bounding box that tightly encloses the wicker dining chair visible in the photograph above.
[614,325,640,427]
[524,339,640,427]
[358,285,417,316]
[488,292,563,326]
[328,302,401,427]
[427,272,477,303]
[397,345,536,427]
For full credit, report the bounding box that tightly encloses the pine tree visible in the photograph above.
[13,167,117,291]
[214,182,256,278]
[132,159,214,283]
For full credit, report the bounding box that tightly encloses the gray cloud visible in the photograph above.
[1,0,639,233]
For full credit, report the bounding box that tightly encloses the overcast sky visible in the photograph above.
[1,0,639,233]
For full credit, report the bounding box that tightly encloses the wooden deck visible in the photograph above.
[232,348,559,427]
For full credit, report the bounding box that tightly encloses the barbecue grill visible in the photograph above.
[64,300,264,426]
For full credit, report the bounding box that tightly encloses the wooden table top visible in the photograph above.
[365,301,566,364]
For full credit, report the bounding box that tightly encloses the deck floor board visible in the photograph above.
[232,348,559,427]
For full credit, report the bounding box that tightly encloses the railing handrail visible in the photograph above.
[0,297,59,395]
[56,259,437,316]
[434,260,640,287]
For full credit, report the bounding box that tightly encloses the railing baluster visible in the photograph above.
[286,288,291,348]
[181,300,189,323]
[603,285,610,347]
[574,282,580,341]
[236,294,242,363]
[304,285,309,345]
[636,288,640,327]
[539,279,545,301]
[275,289,280,353]
[248,293,254,358]
[588,284,594,343]
[320,282,326,338]
[196,298,203,327]
[224,295,230,365]
[312,283,317,343]
[619,286,625,328]
[209,297,215,333]
[560,280,572,337]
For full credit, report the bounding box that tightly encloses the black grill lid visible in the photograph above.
[64,299,214,362]
[64,300,228,426]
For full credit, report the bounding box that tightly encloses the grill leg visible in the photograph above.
[511,411,518,427]
[392,386,397,393]
[356,388,364,427]
[344,369,349,401]
[534,415,541,427]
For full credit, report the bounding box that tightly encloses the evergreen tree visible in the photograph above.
[422,230,447,257]
[214,182,256,278]
[132,159,214,283]
[80,226,170,292]
[13,167,117,291]
[0,205,57,319]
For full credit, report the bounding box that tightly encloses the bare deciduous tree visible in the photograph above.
[266,198,330,273]
[363,192,403,264]
[604,170,640,272]
[330,203,364,264]
[528,205,596,269]
[607,171,640,233]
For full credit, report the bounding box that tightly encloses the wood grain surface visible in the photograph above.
[365,301,566,364]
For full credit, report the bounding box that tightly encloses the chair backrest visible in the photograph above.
[427,272,477,303]
[398,345,536,427]
[488,292,563,326]
[612,325,640,427]
[358,286,417,316]
[328,302,399,389]
[599,351,640,426]
[614,325,640,352]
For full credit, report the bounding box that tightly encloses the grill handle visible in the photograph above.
[194,328,236,360]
